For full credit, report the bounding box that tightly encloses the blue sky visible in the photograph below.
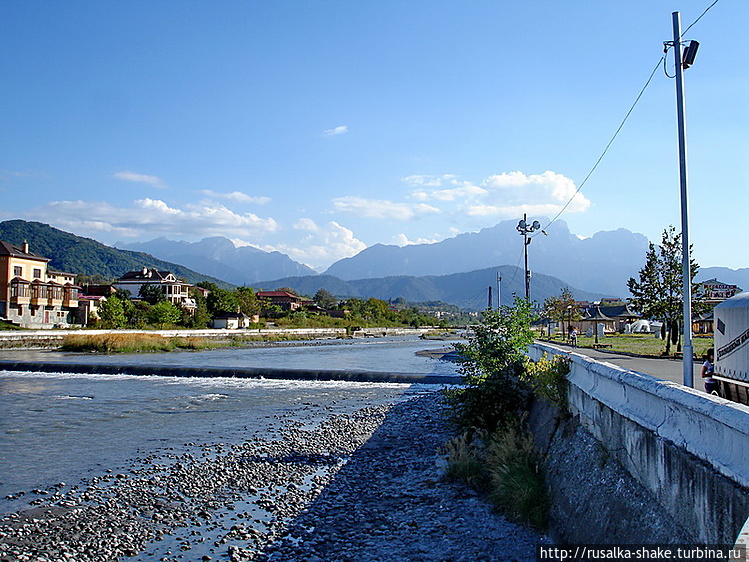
[1,1,746,272]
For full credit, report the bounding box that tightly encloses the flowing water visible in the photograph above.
[0,337,460,515]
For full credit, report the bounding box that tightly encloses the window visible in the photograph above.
[33,268,42,279]
[13,266,22,277]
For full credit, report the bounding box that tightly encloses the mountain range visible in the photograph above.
[3,219,745,311]
[324,220,650,297]
[117,237,315,286]
[0,220,231,288]
[250,267,606,311]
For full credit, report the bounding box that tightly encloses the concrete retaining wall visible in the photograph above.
[0,359,462,385]
[529,342,749,544]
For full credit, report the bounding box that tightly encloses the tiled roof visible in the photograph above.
[257,291,302,299]
[0,240,50,262]
[118,268,173,281]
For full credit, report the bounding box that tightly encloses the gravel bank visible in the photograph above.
[0,390,543,562]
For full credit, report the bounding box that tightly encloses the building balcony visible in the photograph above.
[9,278,31,305]
[10,293,31,305]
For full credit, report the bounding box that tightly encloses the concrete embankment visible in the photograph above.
[528,342,749,545]
[0,359,463,385]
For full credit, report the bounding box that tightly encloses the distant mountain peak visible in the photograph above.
[117,236,315,286]
[324,218,648,297]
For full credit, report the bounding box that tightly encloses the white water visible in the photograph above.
[0,337,459,514]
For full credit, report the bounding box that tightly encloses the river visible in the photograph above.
[0,336,461,516]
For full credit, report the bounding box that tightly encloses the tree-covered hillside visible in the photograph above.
[0,220,231,287]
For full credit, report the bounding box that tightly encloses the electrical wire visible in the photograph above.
[682,0,720,38]
[531,0,719,238]
[664,0,720,78]
[532,55,665,237]
[505,247,526,293]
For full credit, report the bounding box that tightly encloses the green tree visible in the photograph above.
[236,287,260,317]
[147,300,182,328]
[139,284,166,305]
[627,225,700,354]
[445,297,535,431]
[313,288,337,309]
[542,287,579,338]
[182,288,211,328]
[98,295,126,329]
[206,288,239,316]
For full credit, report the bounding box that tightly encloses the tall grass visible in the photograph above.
[442,430,490,491]
[443,421,549,532]
[486,421,549,531]
[61,333,214,353]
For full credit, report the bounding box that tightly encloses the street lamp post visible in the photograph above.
[496,272,502,311]
[516,214,541,302]
[668,11,698,388]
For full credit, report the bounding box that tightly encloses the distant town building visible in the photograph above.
[0,240,79,328]
[113,268,196,312]
[210,311,257,329]
[256,291,305,311]
[76,294,107,325]
[696,279,742,307]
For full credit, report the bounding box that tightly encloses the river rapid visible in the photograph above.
[0,336,460,515]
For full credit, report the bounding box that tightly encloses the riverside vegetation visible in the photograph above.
[442,297,569,531]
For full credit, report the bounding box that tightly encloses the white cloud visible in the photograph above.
[262,221,366,269]
[293,218,320,232]
[391,233,441,246]
[323,125,349,137]
[405,170,591,219]
[411,181,488,202]
[402,174,457,188]
[27,198,278,240]
[332,196,440,220]
[113,171,167,189]
[200,190,271,205]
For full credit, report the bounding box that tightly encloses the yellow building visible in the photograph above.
[0,240,79,328]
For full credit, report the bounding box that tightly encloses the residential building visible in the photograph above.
[77,294,107,325]
[0,240,79,328]
[696,279,742,308]
[113,267,196,312]
[210,311,258,329]
[256,290,305,311]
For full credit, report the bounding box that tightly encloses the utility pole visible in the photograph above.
[497,273,502,310]
[488,285,493,310]
[516,214,541,303]
[671,11,696,388]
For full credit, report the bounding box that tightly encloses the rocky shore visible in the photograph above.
[0,391,543,562]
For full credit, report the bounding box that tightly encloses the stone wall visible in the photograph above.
[528,342,749,544]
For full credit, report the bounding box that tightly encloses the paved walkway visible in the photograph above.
[551,344,702,388]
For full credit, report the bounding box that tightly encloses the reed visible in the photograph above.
[442,430,490,491]
[486,420,549,531]
[61,333,179,353]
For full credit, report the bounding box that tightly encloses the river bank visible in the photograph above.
[0,391,543,562]
[0,327,442,350]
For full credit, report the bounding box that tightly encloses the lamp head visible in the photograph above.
[682,40,699,68]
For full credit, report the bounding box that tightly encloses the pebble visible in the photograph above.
[0,391,545,561]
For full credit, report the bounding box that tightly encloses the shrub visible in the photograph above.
[444,297,534,432]
[442,430,490,491]
[486,419,549,531]
[522,353,570,408]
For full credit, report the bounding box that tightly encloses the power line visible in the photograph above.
[682,0,719,38]
[534,55,664,237]
[533,0,719,237]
